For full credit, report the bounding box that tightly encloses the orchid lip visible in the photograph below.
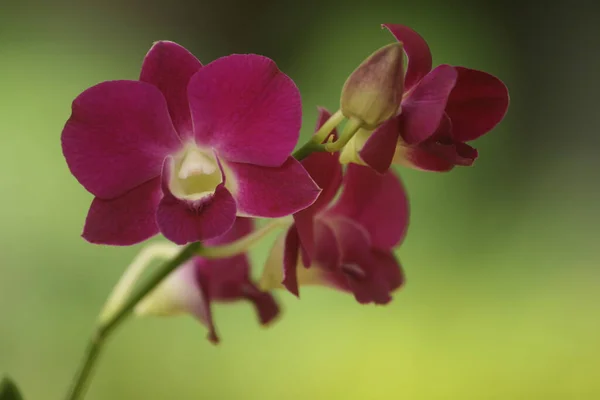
[169,143,224,202]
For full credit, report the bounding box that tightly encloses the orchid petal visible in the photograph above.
[383,24,432,91]
[359,115,401,173]
[293,108,343,266]
[157,159,236,244]
[197,246,280,328]
[400,65,458,145]
[261,233,327,291]
[135,257,217,342]
[312,220,342,272]
[62,80,181,199]
[282,226,300,296]
[326,218,399,305]
[140,41,202,138]
[393,144,455,172]
[82,177,161,245]
[188,54,301,167]
[224,157,320,218]
[328,164,409,249]
[445,67,510,142]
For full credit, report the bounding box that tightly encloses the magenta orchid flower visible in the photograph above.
[136,218,279,343]
[261,111,409,304]
[62,41,320,245]
[343,24,510,173]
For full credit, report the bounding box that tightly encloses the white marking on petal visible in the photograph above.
[135,259,206,322]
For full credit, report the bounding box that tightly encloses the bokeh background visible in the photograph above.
[1,0,599,399]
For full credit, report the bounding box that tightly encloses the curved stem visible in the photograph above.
[199,217,292,259]
[63,109,340,400]
[313,109,345,144]
[98,242,180,325]
[63,242,201,400]
[292,109,345,161]
[325,117,363,152]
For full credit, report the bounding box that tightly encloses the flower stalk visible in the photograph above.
[292,110,345,160]
[199,217,292,259]
[63,134,327,400]
[64,242,201,400]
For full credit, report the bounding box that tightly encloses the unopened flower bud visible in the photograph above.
[340,43,404,129]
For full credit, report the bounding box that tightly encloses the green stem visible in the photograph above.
[199,218,292,259]
[325,117,363,152]
[63,242,201,400]
[292,140,325,161]
[63,109,345,400]
[292,109,345,161]
[313,109,345,143]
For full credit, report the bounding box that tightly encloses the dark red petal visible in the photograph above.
[372,249,404,293]
[205,217,253,247]
[313,220,342,272]
[195,247,281,331]
[426,141,478,166]
[139,41,202,138]
[398,145,456,172]
[225,157,321,218]
[282,226,300,297]
[382,24,432,91]
[61,80,181,199]
[157,160,237,245]
[82,177,161,245]
[193,263,219,343]
[242,285,280,325]
[327,164,409,249]
[293,108,344,265]
[326,218,393,305]
[400,65,458,145]
[446,67,510,142]
[359,115,401,174]
[188,54,301,167]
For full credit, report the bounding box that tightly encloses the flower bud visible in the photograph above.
[340,43,404,129]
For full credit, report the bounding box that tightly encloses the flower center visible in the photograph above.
[170,144,223,201]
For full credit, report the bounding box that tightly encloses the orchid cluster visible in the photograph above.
[62,23,508,343]
[49,21,509,400]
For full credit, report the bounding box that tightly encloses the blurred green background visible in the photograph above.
[1,0,599,399]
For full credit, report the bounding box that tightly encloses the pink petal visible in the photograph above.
[188,54,301,167]
[383,24,432,91]
[345,249,404,304]
[205,216,253,246]
[313,220,342,271]
[427,141,478,166]
[242,285,280,326]
[197,252,280,327]
[282,226,300,296]
[327,164,409,249]
[445,67,510,142]
[62,80,181,199]
[82,177,161,245]
[400,65,458,145]
[359,115,401,173]
[140,41,203,138]
[225,157,320,218]
[293,108,343,266]
[325,217,394,305]
[394,115,457,171]
[396,145,455,172]
[157,160,237,244]
[193,263,220,343]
